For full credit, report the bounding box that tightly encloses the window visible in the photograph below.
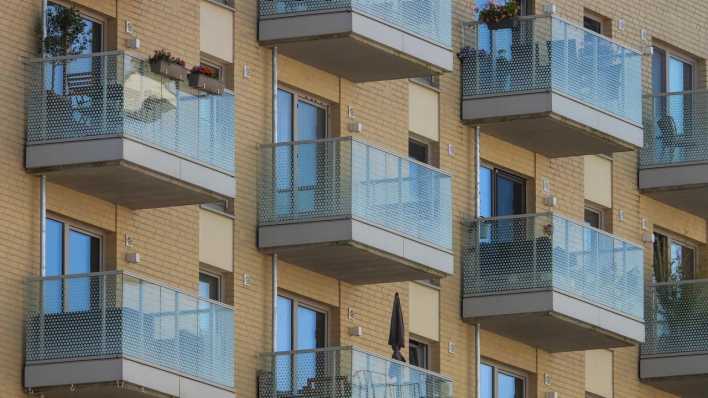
[44,217,102,313]
[411,75,440,89]
[276,294,328,392]
[652,47,695,95]
[199,272,221,301]
[481,362,526,398]
[409,137,430,164]
[584,207,602,229]
[583,16,603,34]
[480,166,526,218]
[653,232,696,282]
[46,2,103,55]
[409,339,429,369]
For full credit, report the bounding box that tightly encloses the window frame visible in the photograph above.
[277,292,330,352]
[45,213,104,277]
[199,269,223,302]
[583,15,604,35]
[481,361,528,398]
[408,337,430,370]
[277,86,331,143]
[652,45,697,95]
[480,164,528,218]
[653,229,699,281]
[47,1,106,53]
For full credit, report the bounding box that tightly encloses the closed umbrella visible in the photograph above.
[388,292,406,362]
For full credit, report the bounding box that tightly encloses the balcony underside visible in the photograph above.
[461,91,643,157]
[641,353,708,398]
[25,357,233,398]
[258,218,453,284]
[462,289,644,352]
[26,137,235,209]
[639,163,708,218]
[258,11,453,82]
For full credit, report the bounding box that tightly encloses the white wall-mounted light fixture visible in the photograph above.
[348,122,363,133]
[125,252,141,264]
[348,326,363,337]
[544,195,558,208]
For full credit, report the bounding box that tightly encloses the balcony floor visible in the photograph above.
[258,10,452,82]
[461,91,643,157]
[639,162,708,218]
[463,289,644,352]
[26,137,235,209]
[258,218,453,284]
[25,357,233,398]
[641,353,708,398]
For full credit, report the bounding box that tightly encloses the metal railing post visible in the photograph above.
[101,274,107,355]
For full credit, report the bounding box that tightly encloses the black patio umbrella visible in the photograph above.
[388,292,406,362]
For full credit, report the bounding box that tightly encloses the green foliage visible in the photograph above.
[43,5,88,57]
[476,1,519,24]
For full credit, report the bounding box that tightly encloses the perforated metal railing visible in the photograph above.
[258,137,452,250]
[642,279,708,357]
[463,213,644,320]
[640,90,708,168]
[25,271,234,389]
[460,15,642,124]
[258,0,452,48]
[258,346,453,398]
[26,51,235,174]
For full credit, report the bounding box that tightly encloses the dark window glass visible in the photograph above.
[584,208,601,229]
[583,17,602,34]
[409,339,429,369]
[670,241,695,281]
[409,139,430,164]
[495,171,525,216]
[199,273,220,301]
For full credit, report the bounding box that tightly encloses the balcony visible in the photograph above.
[462,213,645,352]
[460,15,643,157]
[25,51,235,209]
[257,346,453,398]
[24,271,234,398]
[639,90,708,218]
[641,279,708,398]
[257,137,453,284]
[257,0,453,82]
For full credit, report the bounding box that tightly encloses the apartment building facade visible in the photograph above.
[1,0,707,398]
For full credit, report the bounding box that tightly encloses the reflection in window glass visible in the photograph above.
[480,167,492,217]
[481,363,525,398]
[199,273,220,301]
[498,372,524,398]
[480,363,494,398]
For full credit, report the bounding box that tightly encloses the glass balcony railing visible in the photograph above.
[26,51,235,174]
[258,137,452,250]
[460,15,642,124]
[642,279,708,357]
[463,213,644,320]
[640,90,708,168]
[25,271,234,388]
[258,346,453,398]
[258,0,452,48]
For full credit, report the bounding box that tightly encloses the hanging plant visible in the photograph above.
[476,1,520,30]
[188,65,225,95]
[149,49,189,81]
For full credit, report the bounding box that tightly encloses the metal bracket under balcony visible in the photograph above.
[258,1,453,82]
[460,16,643,157]
[462,213,645,352]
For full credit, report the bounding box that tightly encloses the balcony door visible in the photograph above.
[276,295,327,393]
[652,47,695,162]
[275,89,327,216]
[44,218,101,313]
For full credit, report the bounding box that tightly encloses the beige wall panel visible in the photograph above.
[408,82,439,142]
[584,155,613,208]
[409,282,439,342]
[586,349,614,398]
[199,208,234,272]
[200,1,234,62]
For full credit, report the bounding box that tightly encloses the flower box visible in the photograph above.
[485,18,518,30]
[149,60,189,81]
[188,73,225,95]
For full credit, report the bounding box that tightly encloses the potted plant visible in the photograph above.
[188,65,225,95]
[476,1,520,30]
[149,49,188,81]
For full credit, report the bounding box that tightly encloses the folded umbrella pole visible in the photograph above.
[388,292,406,362]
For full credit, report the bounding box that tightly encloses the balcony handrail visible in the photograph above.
[649,278,708,288]
[27,270,235,311]
[260,136,453,177]
[645,88,708,98]
[261,345,453,382]
[463,14,641,56]
[26,49,125,63]
[469,212,642,249]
